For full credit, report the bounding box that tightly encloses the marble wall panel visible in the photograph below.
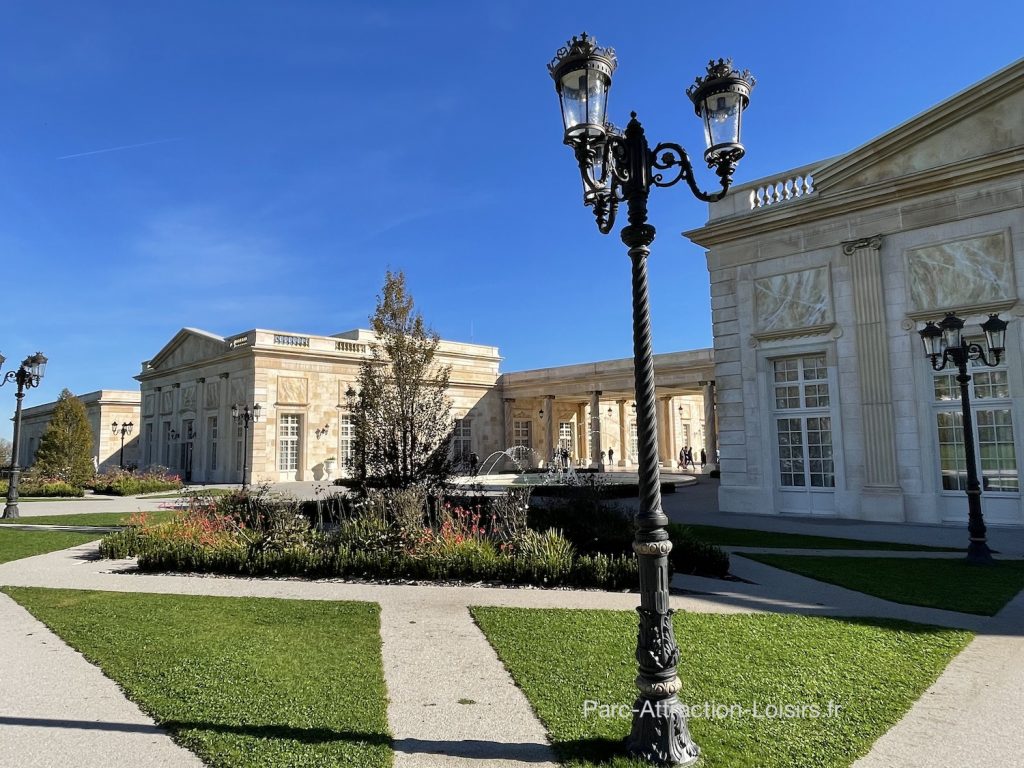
[754,266,834,333]
[278,376,308,405]
[906,231,1015,311]
[182,385,197,411]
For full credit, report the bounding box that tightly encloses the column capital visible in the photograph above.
[842,234,883,255]
[698,380,715,388]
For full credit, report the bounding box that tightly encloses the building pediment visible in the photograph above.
[145,328,228,372]
[814,59,1024,194]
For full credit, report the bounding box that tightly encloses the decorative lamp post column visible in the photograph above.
[549,33,754,765]
[1,352,48,519]
[919,312,1009,563]
[112,420,134,469]
[231,403,261,489]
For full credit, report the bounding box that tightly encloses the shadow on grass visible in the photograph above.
[162,719,391,746]
[0,716,390,747]
[555,736,630,764]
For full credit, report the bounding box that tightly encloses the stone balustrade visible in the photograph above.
[706,162,821,221]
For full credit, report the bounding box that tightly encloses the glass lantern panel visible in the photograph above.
[560,70,588,131]
[702,91,742,149]
[585,69,609,127]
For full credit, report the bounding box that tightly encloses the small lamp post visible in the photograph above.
[1,352,48,519]
[231,403,261,489]
[111,420,134,469]
[919,312,1009,563]
[549,33,753,765]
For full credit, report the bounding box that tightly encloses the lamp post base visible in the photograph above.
[626,694,700,766]
[2,505,18,520]
[967,539,994,564]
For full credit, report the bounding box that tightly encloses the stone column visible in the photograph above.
[503,398,515,449]
[701,381,718,472]
[617,399,628,467]
[194,377,206,481]
[543,395,554,465]
[589,390,602,469]
[844,235,903,518]
[656,395,672,467]
[576,403,587,464]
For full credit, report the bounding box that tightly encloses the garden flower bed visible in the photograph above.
[99,487,729,589]
[88,466,183,495]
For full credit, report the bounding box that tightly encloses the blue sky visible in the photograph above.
[1,1,1022,439]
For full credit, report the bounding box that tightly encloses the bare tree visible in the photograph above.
[348,271,454,489]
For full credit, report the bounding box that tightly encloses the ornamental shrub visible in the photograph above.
[32,389,95,488]
[90,467,182,495]
[0,477,84,497]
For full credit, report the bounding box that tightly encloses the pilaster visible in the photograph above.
[844,234,904,518]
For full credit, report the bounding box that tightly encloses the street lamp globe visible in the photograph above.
[548,32,617,148]
[27,352,47,381]
[686,59,755,167]
[939,312,965,349]
[981,313,1008,357]
[918,320,943,358]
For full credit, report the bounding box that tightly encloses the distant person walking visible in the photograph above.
[608,447,614,465]
[678,447,685,470]
[684,446,696,471]
[700,448,707,468]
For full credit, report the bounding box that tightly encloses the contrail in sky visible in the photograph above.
[57,137,181,160]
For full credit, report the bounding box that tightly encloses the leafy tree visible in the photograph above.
[0,437,11,468]
[347,270,454,489]
[33,389,95,487]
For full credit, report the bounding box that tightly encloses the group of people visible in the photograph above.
[678,445,706,471]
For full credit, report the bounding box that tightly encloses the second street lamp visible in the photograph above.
[918,312,1009,563]
[231,403,261,489]
[549,33,754,766]
[112,421,134,469]
[1,352,48,519]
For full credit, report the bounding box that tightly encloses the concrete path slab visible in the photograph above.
[0,591,204,768]
[380,598,557,767]
[853,590,1024,768]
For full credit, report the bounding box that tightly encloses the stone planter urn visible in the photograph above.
[323,458,337,479]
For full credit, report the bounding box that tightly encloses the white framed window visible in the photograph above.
[234,423,244,474]
[513,419,532,448]
[162,421,172,467]
[772,354,835,488]
[453,418,472,460]
[933,353,1018,493]
[339,413,355,467]
[558,421,574,456]
[207,416,218,472]
[144,422,153,466]
[278,414,301,472]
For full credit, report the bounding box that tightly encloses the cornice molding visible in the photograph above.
[687,150,1024,248]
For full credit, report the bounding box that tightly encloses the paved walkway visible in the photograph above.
[2,490,1024,767]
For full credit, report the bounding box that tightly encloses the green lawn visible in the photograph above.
[673,523,959,552]
[0,510,182,527]
[472,606,970,768]
[0,529,100,564]
[743,554,1024,616]
[4,588,391,768]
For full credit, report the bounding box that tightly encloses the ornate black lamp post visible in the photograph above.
[919,312,1009,564]
[112,420,134,469]
[1,352,48,519]
[549,33,754,765]
[231,403,261,489]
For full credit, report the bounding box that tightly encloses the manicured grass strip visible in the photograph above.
[0,530,99,564]
[472,606,970,768]
[3,588,391,768]
[674,523,960,552]
[744,554,1024,616]
[0,510,181,527]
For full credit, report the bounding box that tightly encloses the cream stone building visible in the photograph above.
[686,58,1024,526]
[128,327,715,485]
[18,390,141,473]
